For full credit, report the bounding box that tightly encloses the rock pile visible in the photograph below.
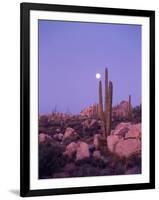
[107,122,141,158]
[38,110,142,179]
[63,141,90,161]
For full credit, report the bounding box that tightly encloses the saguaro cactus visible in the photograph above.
[98,68,113,138]
[98,80,105,135]
[105,68,109,134]
[92,103,98,118]
[95,103,99,118]
[107,81,113,135]
[99,81,103,116]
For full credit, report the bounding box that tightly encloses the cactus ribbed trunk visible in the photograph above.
[98,68,113,143]
[107,81,113,135]
[105,68,108,137]
[98,80,105,136]
[99,81,103,116]
[92,103,98,118]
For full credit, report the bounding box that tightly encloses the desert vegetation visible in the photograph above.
[39,68,141,179]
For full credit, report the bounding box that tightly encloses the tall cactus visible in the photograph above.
[98,80,105,135]
[107,81,113,135]
[98,68,113,138]
[99,81,103,117]
[105,68,108,136]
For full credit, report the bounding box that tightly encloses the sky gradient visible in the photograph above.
[39,20,141,115]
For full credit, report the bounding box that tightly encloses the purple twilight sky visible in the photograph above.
[38,20,141,115]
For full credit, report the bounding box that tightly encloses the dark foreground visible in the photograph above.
[39,104,141,179]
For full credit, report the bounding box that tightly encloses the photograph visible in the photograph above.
[20,3,155,196]
[38,20,142,179]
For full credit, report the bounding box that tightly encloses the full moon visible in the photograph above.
[96,73,101,79]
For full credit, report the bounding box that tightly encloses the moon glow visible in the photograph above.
[96,73,101,79]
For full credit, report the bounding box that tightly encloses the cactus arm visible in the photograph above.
[107,81,113,135]
[99,80,105,136]
[105,68,108,136]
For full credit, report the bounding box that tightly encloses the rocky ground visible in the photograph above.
[39,103,141,179]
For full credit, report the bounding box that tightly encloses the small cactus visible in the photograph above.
[128,95,132,121]
[92,103,98,118]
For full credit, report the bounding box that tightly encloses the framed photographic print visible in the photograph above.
[20,2,155,197]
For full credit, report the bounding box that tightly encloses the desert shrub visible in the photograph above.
[75,156,106,169]
[62,134,80,146]
[39,141,68,178]
[38,127,55,136]
[52,172,70,178]
[80,127,98,138]
[39,115,49,127]
[74,156,126,177]
[101,161,126,176]
[69,164,100,177]
[132,105,141,123]
[100,168,114,176]
[126,154,141,170]
[65,120,79,127]
[48,120,63,127]
[105,155,126,175]
[113,161,126,175]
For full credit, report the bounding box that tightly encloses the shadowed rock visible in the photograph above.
[76,141,90,161]
[63,127,77,139]
[107,122,141,158]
